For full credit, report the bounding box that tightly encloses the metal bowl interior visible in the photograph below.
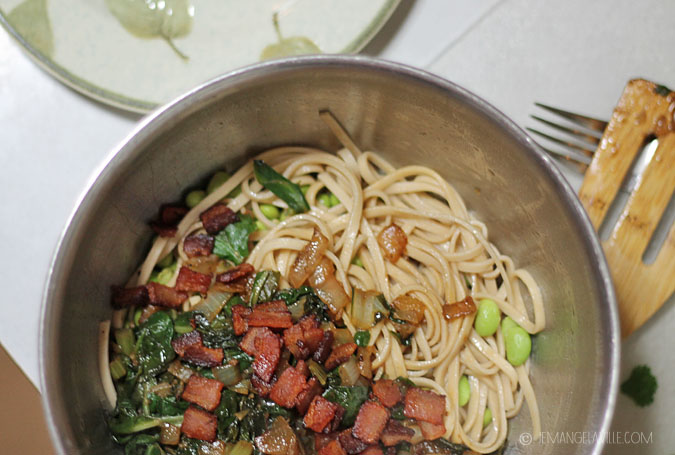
[40,56,619,455]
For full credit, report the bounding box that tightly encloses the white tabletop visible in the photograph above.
[1,0,673,453]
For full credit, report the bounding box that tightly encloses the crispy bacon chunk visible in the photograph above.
[283,315,324,359]
[183,344,224,368]
[352,401,389,445]
[269,366,308,408]
[171,330,202,356]
[183,234,215,258]
[296,377,323,415]
[181,375,225,412]
[337,429,369,455]
[372,379,402,407]
[239,327,268,356]
[360,446,384,455]
[442,296,477,321]
[146,282,188,308]
[377,223,407,263]
[200,203,238,235]
[313,331,335,364]
[216,263,255,284]
[251,374,273,398]
[418,421,446,440]
[304,396,341,433]
[380,420,415,446]
[175,266,212,293]
[181,405,217,441]
[247,300,293,329]
[403,387,446,425]
[318,440,347,455]
[325,342,358,370]
[111,285,149,308]
[151,204,189,238]
[253,329,282,383]
[232,305,251,336]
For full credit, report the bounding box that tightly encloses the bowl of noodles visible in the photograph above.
[40,56,619,455]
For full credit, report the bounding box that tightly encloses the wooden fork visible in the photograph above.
[528,79,675,337]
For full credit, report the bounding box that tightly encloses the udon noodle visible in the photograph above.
[109,113,545,453]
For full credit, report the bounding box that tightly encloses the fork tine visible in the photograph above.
[530,115,602,146]
[535,103,608,132]
[526,127,596,158]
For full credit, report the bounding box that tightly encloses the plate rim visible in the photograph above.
[0,0,401,114]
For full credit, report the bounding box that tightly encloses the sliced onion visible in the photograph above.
[338,356,360,386]
[350,289,387,329]
[289,227,329,287]
[309,258,349,317]
[185,254,221,275]
[287,298,305,321]
[393,295,425,325]
[333,328,354,346]
[254,417,302,455]
[168,360,194,382]
[160,423,180,445]
[308,359,328,385]
[212,364,242,387]
[357,346,374,379]
[150,381,173,398]
[229,441,253,455]
[193,290,232,321]
[377,223,408,262]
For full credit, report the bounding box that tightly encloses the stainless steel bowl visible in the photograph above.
[40,55,619,455]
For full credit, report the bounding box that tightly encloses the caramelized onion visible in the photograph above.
[442,296,477,321]
[185,254,221,275]
[377,223,407,262]
[160,423,180,445]
[254,417,302,455]
[357,346,375,379]
[309,258,349,317]
[288,228,329,287]
[393,295,425,325]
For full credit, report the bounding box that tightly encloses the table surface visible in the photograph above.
[1,1,673,453]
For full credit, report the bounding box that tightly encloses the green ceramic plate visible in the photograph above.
[0,0,400,112]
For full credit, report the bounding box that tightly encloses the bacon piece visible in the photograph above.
[253,329,282,382]
[325,342,358,370]
[295,359,310,378]
[181,405,217,441]
[239,327,266,355]
[360,447,384,455]
[251,374,273,398]
[315,433,338,452]
[248,300,293,329]
[296,377,323,415]
[146,282,188,308]
[150,223,177,238]
[380,420,414,446]
[442,296,477,321]
[337,429,369,454]
[403,387,446,425]
[372,379,402,407]
[232,305,251,336]
[318,440,347,455]
[175,266,212,293]
[283,324,308,359]
[352,401,389,445]
[200,203,238,235]
[418,421,446,440]
[183,234,215,258]
[269,366,308,408]
[377,223,407,263]
[216,263,255,284]
[111,285,149,308]
[160,204,189,225]
[313,331,334,364]
[183,343,224,367]
[171,330,202,356]
[304,396,341,433]
[182,375,224,412]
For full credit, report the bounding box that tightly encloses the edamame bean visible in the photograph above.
[157,253,174,269]
[255,220,267,231]
[505,326,532,366]
[318,193,332,207]
[458,375,471,407]
[501,316,518,333]
[301,184,310,195]
[185,189,206,208]
[133,307,143,327]
[351,257,364,268]
[153,266,174,285]
[483,408,492,427]
[207,171,230,194]
[474,298,501,337]
[279,208,295,221]
[329,194,340,207]
[260,204,280,220]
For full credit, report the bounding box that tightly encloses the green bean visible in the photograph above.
[260,204,280,220]
[255,220,267,231]
[329,193,340,207]
[458,375,471,406]
[483,408,492,427]
[185,189,206,208]
[505,326,532,366]
[318,193,332,207]
[207,171,230,194]
[474,298,501,337]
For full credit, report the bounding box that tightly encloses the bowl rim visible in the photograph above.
[39,54,620,455]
